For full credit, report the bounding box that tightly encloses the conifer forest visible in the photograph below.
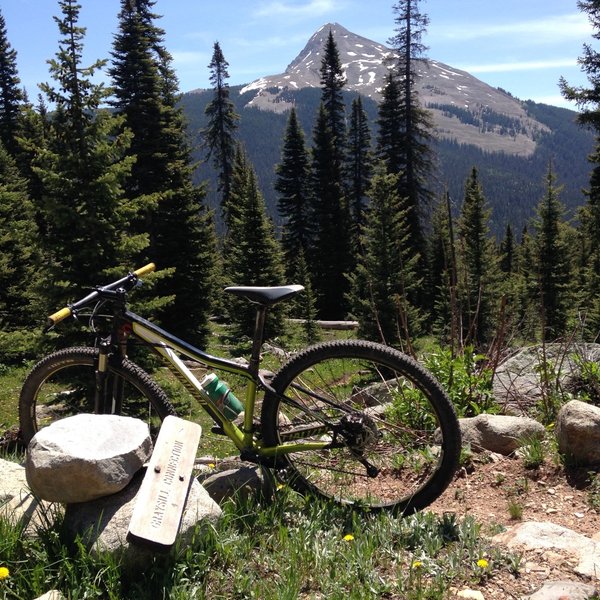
[1,0,600,364]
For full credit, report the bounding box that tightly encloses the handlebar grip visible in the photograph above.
[46,306,72,329]
[133,263,156,278]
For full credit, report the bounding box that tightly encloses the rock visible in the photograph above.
[201,464,275,504]
[0,491,62,534]
[527,580,599,600]
[556,400,600,465]
[457,591,485,600]
[33,592,66,600]
[459,414,545,454]
[493,521,600,578]
[63,471,222,569]
[0,457,28,502]
[493,343,600,414]
[25,414,153,503]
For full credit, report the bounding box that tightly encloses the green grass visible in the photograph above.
[0,486,521,600]
[0,364,29,432]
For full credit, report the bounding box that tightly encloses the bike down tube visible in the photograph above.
[128,315,256,449]
[127,313,334,460]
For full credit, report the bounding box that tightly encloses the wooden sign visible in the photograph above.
[128,415,202,551]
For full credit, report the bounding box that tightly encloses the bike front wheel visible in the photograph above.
[19,346,176,444]
[261,340,461,514]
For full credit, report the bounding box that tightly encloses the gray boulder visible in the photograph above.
[493,343,600,414]
[0,457,28,503]
[26,414,153,503]
[527,581,598,600]
[201,464,275,503]
[63,471,222,568]
[459,414,545,454]
[556,399,600,465]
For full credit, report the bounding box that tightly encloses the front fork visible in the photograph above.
[94,325,129,414]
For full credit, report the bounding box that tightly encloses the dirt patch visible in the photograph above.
[427,453,600,598]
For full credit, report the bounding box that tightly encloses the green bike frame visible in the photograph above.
[122,310,330,462]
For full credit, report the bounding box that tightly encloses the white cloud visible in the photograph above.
[460,59,577,74]
[527,94,577,109]
[171,50,210,66]
[253,0,342,19]
[432,13,592,44]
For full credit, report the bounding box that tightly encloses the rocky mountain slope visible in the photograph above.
[239,22,549,156]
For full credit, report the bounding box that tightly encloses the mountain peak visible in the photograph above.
[241,22,394,105]
[240,23,549,156]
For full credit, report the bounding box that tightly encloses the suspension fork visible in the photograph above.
[94,339,111,413]
[94,306,130,415]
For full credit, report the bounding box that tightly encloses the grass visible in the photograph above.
[0,325,527,597]
[0,485,521,600]
[0,363,31,433]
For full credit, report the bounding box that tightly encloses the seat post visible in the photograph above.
[249,304,268,378]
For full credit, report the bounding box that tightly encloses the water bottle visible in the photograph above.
[200,373,244,420]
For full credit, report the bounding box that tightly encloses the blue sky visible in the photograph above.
[2,0,594,109]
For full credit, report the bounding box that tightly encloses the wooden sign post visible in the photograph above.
[128,415,202,551]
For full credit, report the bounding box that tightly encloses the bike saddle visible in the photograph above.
[224,285,304,306]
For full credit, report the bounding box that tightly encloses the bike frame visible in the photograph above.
[112,308,331,463]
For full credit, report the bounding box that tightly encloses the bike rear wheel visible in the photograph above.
[261,340,461,514]
[19,346,175,444]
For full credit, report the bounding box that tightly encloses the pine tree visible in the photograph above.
[578,145,600,336]
[348,163,422,351]
[203,41,239,223]
[223,145,286,338]
[0,142,42,358]
[560,2,600,338]
[427,192,456,344]
[310,103,352,319]
[346,95,373,233]
[457,167,500,346]
[110,0,218,346]
[308,30,353,319]
[387,0,436,259]
[34,0,142,308]
[532,164,572,340]
[499,223,515,274]
[0,9,25,160]
[376,72,404,176]
[275,107,313,271]
[320,29,347,165]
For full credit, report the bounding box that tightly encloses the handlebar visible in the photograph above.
[46,263,156,329]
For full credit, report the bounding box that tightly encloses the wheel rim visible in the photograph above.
[274,353,452,510]
[27,360,164,438]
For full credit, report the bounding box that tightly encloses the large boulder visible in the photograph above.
[493,343,600,414]
[0,457,28,503]
[556,399,600,465]
[26,414,153,503]
[201,464,275,504]
[63,471,222,569]
[459,414,545,454]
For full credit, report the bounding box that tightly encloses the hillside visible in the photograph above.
[182,23,595,238]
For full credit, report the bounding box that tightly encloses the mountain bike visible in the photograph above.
[19,264,461,514]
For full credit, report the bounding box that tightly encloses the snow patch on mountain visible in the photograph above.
[239,22,549,155]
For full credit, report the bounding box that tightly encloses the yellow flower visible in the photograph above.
[208,463,216,469]
[343,534,354,541]
[412,560,423,569]
[476,558,489,569]
[0,566,9,580]
[276,483,286,491]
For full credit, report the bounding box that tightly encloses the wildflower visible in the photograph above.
[208,463,216,469]
[476,558,489,569]
[0,567,9,580]
[276,483,286,491]
[343,534,354,541]
[411,560,423,569]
